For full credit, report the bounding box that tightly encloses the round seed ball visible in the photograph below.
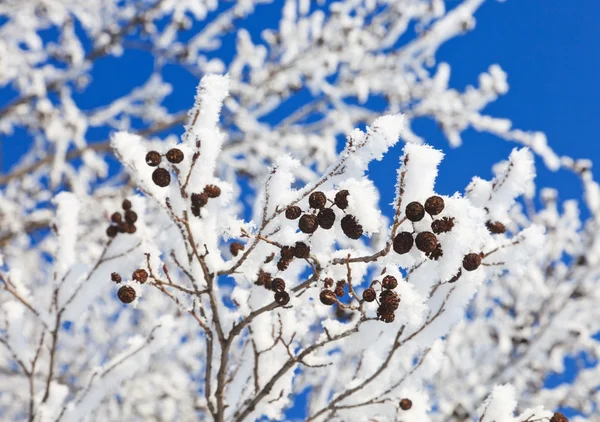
[405,201,425,222]
[309,191,327,209]
[299,214,319,234]
[124,210,138,224]
[463,253,482,271]
[382,275,398,290]
[319,289,336,306]
[111,272,122,283]
[393,232,414,254]
[399,398,413,411]
[145,150,162,167]
[424,195,445,216]
[132,269,148,284]
[117,286,136,304]
[293,242,310,259]
[106,225,118,238]
[340,215,363,239]
[362,287,376,302]
[152,167,171,187]
[166,148,184,164]
[122,199,132,210]
[204,184,221,198]
[317,208,336,229]
[111,212,122,223]
[285,206,302,220]
[415,231,438,253]
[334,190,349,209]
[230,242,245,257]
[274,291,290,306]
[486,221,506,234]
[272,278,286,293]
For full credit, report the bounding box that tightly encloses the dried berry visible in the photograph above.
[415,231,438,253]
[118,286,136,304]
[334,190,350,209]
[111,272,122,283]
[309,191,327,209]
[145,150,162,167]
[379,289,400,312]
[122,199,132,210]
[317,208,336,229]
[230,242,245,257]
[204,184,221,198]
[336,279,347,287]
[319,289,337,306]
[486,220,506,234]
[399,398,413,411]
[334,286,345,297]
[341,215,363,239]
[323,278,334,288]
[426,244,443,260]
[274,291,290,306]
[393,232,414,254]
[117,223,127,233]
[285,206,302,220]
[152,167,171,187]
[272,278,286,293]
[424,195,445,216]
[299,214,319,234]
[124,210,138,224]
[111,212,122,223]
[280,246,295,261]
[294,242,310,259]
[431,217,455,234]
[448,269,462,283]
[123,223,137,234]
[406,201,425,222]
[362,287,376,302]
[256,270,272,287]
[463,253,482,271]
[191,192,209,217]
[106,225,118,238]
[132,269,148,284]
[277,258,290,271]
[166,148,184,164]
[378,312,395,323]
[550,413,568,422]
[382,275,398,290]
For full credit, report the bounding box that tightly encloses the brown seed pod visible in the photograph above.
[431,217,455,234]
[382,275,398,290]
[191,192,209,217]
[132,269,148,284]
[317,208,336,229]
[118,285,136,304]
[399,398,413,411]
[285,206,302,220]
[123,223,137,234]
[166,148,184,164]
[379,289,400,312]
[424,195,445,215]
[277,258,291,271]
[122,199,132,210]
[111,272,122,283]
[230,242,245,257]
[405,201,425,222]
[274,291,290,306]
[323,278,334,288]
[463,253,482,271]
[341,215,363,239]
[145,150,162,167]
[256,270,272,287]
[334,286,345,297]
[319,289,337,306]
[204,184,221,198]
[393,232,414,254]
[117,223,127,233]
[294,242,310,259]
[272,278,286,293]
[334,190,350,209]
[550,413,568,422]
[362,287,376,302]
[486,220,506,234]
[336,279,347,287]
[426,244,443,260]
[280,246,295,261]
[378,311,395,323]
[299,214,319,234]
[124,210,138,224]
[152,167,171,187]
[415,231,438,253]
[448,269,462,283]
[309,191,327,209]
[111,212,122,223]
[106,225,118,238]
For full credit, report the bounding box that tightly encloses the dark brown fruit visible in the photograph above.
[415,231,438,253]
[123,223,137,234]
[272,278,286,293]
[341,215,363,239]
[309,191,327,209]
[336,279,347,287]
[285,206,302,220]
[550,413,568,422]
[111,272,122,283]
[191,192,209,217]
[106,225,118,238]
[317,208,336,229]
[294,242,310,259]
[280,246,295,261]
[132,269,148,284]
[379,312,395,323]
[122,199,132,210]
[362,287,376,302]
[399,398,413,411]
[145,150,162,167]
[334,286,345,297]
[166,148,184,164]
[277,258,290,271]
[379,289,400,312]
[463,253,482,271]
[382,275,398,290]
[117,286,136,304]
[406,201,425,222]
[274,291,290,306]
[424,195,445,216]
[319,289,336,306]
[486,221,506,234]
[256,270,272,287]
[204,184,221,198]
[111,212,122,223]
[117,223,127,233]
[152,167,171,187]
[431,217,455,234]
[299,214,319,234]
[393,232,414,254]
[323,278,334,288]
[124,210,138,224]
[230,242,245,257]
[334,190,349,209]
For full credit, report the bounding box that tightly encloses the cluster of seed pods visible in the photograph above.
[112,268,148,304]
[106,200,138,238]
